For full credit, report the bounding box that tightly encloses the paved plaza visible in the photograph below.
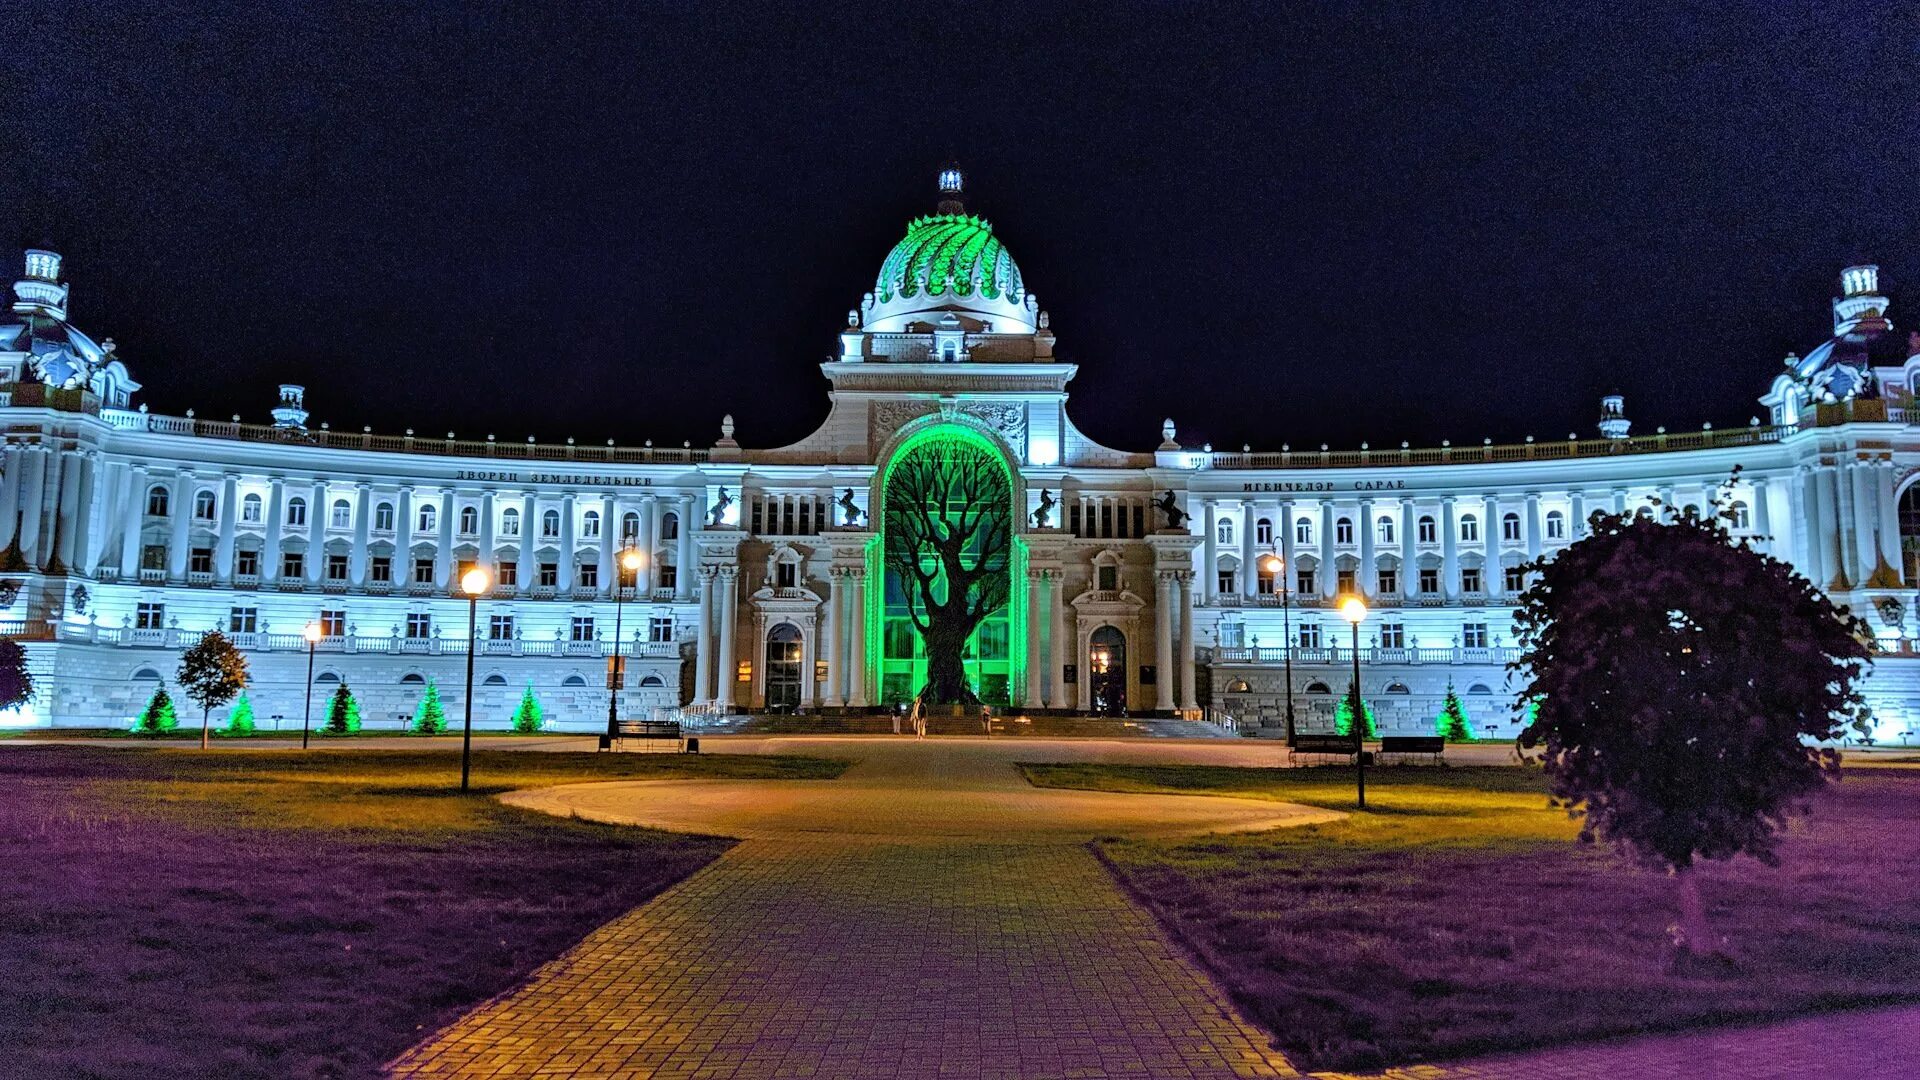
[366,736,1918,1078]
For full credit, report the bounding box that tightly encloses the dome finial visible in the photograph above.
[937,163,965,215]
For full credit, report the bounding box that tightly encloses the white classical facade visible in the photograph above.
[4,171,1920,737]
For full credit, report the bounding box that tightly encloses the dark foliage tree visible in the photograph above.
[883,437,1012,705]
[1514,485,1872,958]
[179,630,251,750]
[0,636,32,715]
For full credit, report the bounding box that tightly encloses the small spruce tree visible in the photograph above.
[412,679,447,734]
[135,686,179,734]
[1334,680,1377,739]
[224,692,256,735]
[322,682,362,735]
[1435,681,1474,741]
[510,683,544,733]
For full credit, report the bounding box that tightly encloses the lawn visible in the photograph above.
[1023,762,1920,1073]
[0,745,846,1079]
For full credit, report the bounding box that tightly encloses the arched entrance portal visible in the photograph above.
[764,623,804,712]
[1089,626,1127,716]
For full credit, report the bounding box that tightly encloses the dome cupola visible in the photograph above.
[857,168,1038,335]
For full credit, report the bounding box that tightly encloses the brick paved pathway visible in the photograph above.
[391,740,1331,1078]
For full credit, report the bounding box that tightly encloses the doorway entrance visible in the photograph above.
[765,623,803,711]
[1089,626,1127,716]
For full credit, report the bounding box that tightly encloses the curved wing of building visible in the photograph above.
[1,173,1915,739]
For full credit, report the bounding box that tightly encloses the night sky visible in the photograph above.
[7,2,1918,455]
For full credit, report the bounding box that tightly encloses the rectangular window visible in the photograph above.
[235,550,260,578]
[405,613,432,639]
[370,554,392,582]
[282,552,305,579]
[648,616,674,643]
[321,609,346,637]
[1100,504,1113,538]
[570,616,595,642]
[657,564,677,590]
[497,561,518,587]
[489,614,515,640]
[1461,567,1483,593]
[751,501,764,534]
[1297,623,1323,649]
[1068,504,1082,536]
[413,558,434,585]
[539,562,558,587]
[1336,568,1357,595]
[1097,565,1119,591]
[1296,569,1316,596]
[228,607,257,634]
[1463,623,1489,649]
[1504,567,1526,592]
[1378,622,1405,649]
[1418,567,1439,595]
[1377,568,1398,596]
[189,548,213,575]
[1503,516,1522,542]
[135,602,165,630]
[1255,519,1273,545]
[776,562,797,588]
[325,553,349,581]
[1132,505,1145,537]
[141,544,167,571]
[1217,570,1234,595]
[1335,519,1353,545]
[578,562,598,589]
[799,500,812,535]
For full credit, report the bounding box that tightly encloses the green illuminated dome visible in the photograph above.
[859,169,1038,335]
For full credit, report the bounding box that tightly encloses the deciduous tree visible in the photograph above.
[179,630,251,749]
[0,636,32,716]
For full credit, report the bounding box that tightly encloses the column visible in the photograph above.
[1398,498,1416,596]
[598,495,616,597]
[692,567,715,704]
[168,470,193,579]
[1832,467,1858,586]
[15,447,46,568]
[676,494,695,601]
[74,454,106,574]
[1239,501,1257,597]
[1796,468,1824,589]
[214,473,240,584]
[1048,572,1067,708]
[1358,497,1377,598]
[1441,496,1459,599]
[1154,571,1176,712]
[306,480,325,584]
[1278,499,1296,594]
[1319,501,1336,599]
[1751,476,1773,556]
[847,567,869,707]
[1875,461,1902,582]
[479,490,496,571]
[715,568,737,710]
[1849,461,1878,583]
[349,483,372,585]
[636,495,656,594]
[1815,466,1843,588]
[1025,569,1045,709]
[1570,491,1586,539]
[822,568,843,708]
[396,487,415,582]
[515,492,536,595]
[1201,500,1217,604]
[261,475,282,583]
[0,444,21,553]
[556,492,577,592]
[36,448,63,569]
[1177,572,1198,711]
[1524,493,1542,560]
[434,487,455,589]
[53,450,83,572]
[119,463,146,580]
[1482,494,1501,600]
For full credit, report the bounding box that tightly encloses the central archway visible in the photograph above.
[870,423,1026,707]
[1089,625,1127,716]
[764,623,803,712]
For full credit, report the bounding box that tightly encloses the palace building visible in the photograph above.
[2,170,1917,738]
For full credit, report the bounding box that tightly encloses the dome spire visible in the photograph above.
[936,163,966,215]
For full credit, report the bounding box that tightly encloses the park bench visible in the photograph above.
[1289,733,1361,764]
[1377,735,1446,763]
[616,719,685,752]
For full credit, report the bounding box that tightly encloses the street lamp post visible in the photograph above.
[602,547,644,751]
[459,566,491,792]
[1340,595,1368,809]
[1261,554,1297,744]
[301,622,322,750]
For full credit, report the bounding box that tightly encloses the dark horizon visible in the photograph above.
[7,2,1917,454]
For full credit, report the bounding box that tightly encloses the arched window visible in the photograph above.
[417,504,437,534]
[1255,517,1273,545]
[660,512,680,541]
[1294,517,1313,546]
[375,502,395,531]
[1730,500,1752,531]
[1226,679,1252,693]
[562,674,588,687]
[192,491,216,521]
[131,667,162,681]
[1501,512,1521,542]
[1216,518,1234,545]
[240,493,263,524]
[285,497,307,527]
[1418,515,1436,543]
[1459,514,1480,543]
[500,507,520,537]
[1377,517,1395,545]
[458,506,479,535]
[582,510,601,539]
[1335,517,1354,545]
[1305,681,1332,695]
[330,499,352,529]
[146,486,171,517]
[1545,510,1566,540]
[622,512,641,540]
[1467,683,1493,694]
[1385,681,1410,693]
[639,674,665,687]
[399,673,426,685]
[483,674,508,685]
[315,671,340,684]
[541,509,561,538]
